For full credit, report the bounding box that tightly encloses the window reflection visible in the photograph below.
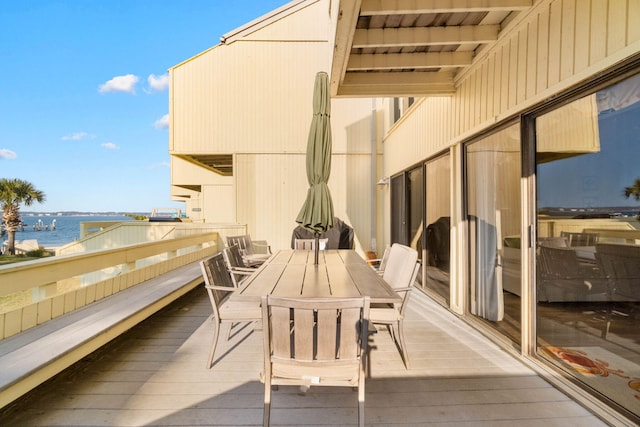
[536,73,640,419]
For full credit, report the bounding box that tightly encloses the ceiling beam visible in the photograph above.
[336,71,455,97]
[330,0,362,97]
[347,51,472,70]
[352,25,499,48]
[360,0,532,15]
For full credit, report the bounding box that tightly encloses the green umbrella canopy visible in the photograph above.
[296,71,334,234]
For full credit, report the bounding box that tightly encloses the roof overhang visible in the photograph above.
[331,0,533,97]
[175,154,233,176]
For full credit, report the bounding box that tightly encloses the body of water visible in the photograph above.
[2,215,133,249]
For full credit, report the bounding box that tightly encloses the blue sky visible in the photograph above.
[0,0,289,213]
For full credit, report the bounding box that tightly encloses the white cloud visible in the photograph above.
[148,161,170,169]
[61,132,94,141]
[147,73,169,92]
[101,142,119,150]
[98,74,139,94]
[153,114,169,129]
[0,149,17,159]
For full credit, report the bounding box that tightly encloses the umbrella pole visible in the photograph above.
[314,232,320,265]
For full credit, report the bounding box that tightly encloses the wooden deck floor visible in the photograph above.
[0,287,608,426]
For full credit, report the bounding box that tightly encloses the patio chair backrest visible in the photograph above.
[377,244,392,273]
[382,244,419,289]
[294,238,328,250]
[200,253,235,315]
[596,243,640,300]
[224,244,247,269]
[261,295,370,426]
[227,235,254,255]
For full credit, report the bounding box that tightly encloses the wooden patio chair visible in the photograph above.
[200,253,261,368]
[596,243,640,301]
[227,234,272,267]
[293,238,328,250]
[367,244,391,276]
[370,243,419,369]
[261,295,370,427]
[222,244,256,287]
[538,245,610,302]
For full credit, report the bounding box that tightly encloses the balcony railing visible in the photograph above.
[0,222,248,339]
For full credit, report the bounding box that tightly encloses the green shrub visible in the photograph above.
[25,248,46,257]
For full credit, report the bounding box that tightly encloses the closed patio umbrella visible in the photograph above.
[295,71,334,264]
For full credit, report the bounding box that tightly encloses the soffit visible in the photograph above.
[331,0,533,97]
[176,154,233,176]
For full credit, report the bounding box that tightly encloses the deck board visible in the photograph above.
[0,287,607,426]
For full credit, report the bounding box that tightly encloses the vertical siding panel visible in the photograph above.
[607,0,627,54]
[629,0,640,43]
[22,304,37,331]
[463,77,471,131]
[453,85,462,136]
[501,43,510,112]
[37,299,52,324]
[473,68,482,126]
[526,16,538,99]
[517,25,528,105]
[493,49,502,118]
[560,0,576,80]
[509,35,518,109]
[480,62,488,123]
[457,79,466,133]
[537,4,550,93]
[574,0,591,72]
[486,52,495,119]
[548,0,562,86]
[590,0,608,63]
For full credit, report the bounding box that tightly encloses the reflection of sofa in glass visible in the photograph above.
[500,235,610,302]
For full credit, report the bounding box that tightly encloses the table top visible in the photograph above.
[231,249,401,304]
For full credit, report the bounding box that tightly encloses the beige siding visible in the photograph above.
[169,0,384,252]
[384,97,453,173]
[385,0,640,176]
[171,41,328,155]
[238,0,329,42]
[234,149,375,253]
[202,185,235,223]
[170,0,332,156]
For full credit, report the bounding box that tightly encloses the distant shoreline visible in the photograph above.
[22,212,150,217]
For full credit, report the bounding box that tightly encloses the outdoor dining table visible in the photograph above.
[229,249,401,304]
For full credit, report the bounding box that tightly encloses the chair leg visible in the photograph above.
[395,320,410,369]
[207,319,221,369]
[224,321,233,341]
[263,378,272,427]
[358,373,365,427]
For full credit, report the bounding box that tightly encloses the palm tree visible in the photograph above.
[624,177,640,201]
[0,179,46,255]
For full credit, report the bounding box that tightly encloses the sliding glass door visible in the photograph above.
[535,72,640,419]
[423,154,451,304]
[466,124,522,344]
